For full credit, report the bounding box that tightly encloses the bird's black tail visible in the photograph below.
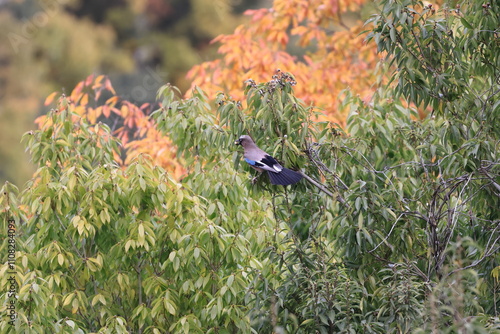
[267,168,303,186]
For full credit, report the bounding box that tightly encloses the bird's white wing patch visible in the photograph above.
[273,165,283,172]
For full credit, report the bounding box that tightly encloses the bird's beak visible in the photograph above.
[235,138,242,145]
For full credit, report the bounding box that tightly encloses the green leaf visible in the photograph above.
[390,26,397,43]
[460,17,473,29]
[227,274,234,287]
[164,299,177,315]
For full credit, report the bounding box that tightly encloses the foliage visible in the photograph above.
[187,0,381,123]
[1,96,253,333]
[40,74,185,178]
[0,6,132,186]
[1,0,500,333]
[0,0,247,186]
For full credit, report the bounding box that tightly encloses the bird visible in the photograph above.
[235,135,303,186]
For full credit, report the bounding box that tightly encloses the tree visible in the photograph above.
[0,3,132,186]
[187,0,381,123]
[0,0,248,186]
[1,0,500,333]
[41,74,185,178]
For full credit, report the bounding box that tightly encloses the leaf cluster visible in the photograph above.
[1,1,500,333]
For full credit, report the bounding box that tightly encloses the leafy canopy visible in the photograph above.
[1,0,500,333]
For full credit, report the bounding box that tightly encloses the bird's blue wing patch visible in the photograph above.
[244,158,257,165]
[244,157,272,170]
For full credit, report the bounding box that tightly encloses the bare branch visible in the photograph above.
[299,171,350,208]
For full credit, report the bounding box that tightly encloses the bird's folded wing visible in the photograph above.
[244,155,283,173]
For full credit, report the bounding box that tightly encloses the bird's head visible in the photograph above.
[235,135,253,147]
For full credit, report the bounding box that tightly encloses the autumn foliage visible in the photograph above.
[188,0,380,123]
[39,0,384,177]
[41,74,185,178]
[3,0,500,332]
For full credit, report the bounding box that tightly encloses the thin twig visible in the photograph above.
[299,171,350,208]
[480,167,500,193]
[438,174,472,269]
[369,213,404,253]
[300,171,334,197]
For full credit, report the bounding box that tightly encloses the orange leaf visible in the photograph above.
[106,96,120,107]
[95,89,102,101]
[71,82,84,100]
[44,92,59,106]
[87,109,97,124]
[291,26,308,36]
[121,105,129,118]
[93,75,106,89]
[94,106,102,118]
[104,78,116,95]
[84,74,94,86]
[102,105,111,118]
[80,94,89,107]
[74,105,85,116]
[34,115,47,127]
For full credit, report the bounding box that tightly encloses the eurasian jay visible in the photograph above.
[235,135,303,186]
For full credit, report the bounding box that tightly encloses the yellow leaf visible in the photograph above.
[492,266,500,281]
[71,298,79,314]
[44,92,59,106]
[71,215,80,228]
[138,223,144,237]
[125,240,133,252]
[92,294,106,306]
[58,253,64,266]
[91,294,100,306]
[99,294,106,305]
[164,299,177,315]
[62,293,74,307]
